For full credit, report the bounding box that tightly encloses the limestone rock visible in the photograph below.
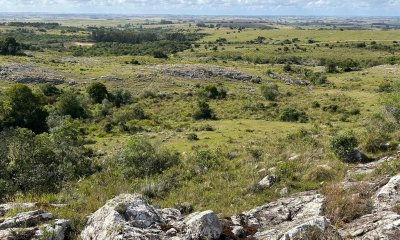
[181,210,222,239]
[80,194,222,240]
[258,175,277,188]
[0,209,69,240]
[230,191,337,240]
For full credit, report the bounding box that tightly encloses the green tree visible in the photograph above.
[55,92,86,119]
[0,37,20,55]
[87,82,108,104]
[0,84,48,133]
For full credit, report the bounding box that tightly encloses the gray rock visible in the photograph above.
[232,226,246,238]
[181,210,222,239]
[278,216,331,240]
[0,209,69,240]
[374,175,400,212]
[280,187,289,196]
[231,191,331,240]
[81,194,221,240]
[340,211,400,240]
[258,175,277,188]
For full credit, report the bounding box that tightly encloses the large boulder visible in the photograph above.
[80,194,222,240]
[181,210,222,239]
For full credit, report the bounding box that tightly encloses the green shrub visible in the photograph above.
[191,149,220,173]
[193,100,215,120]
[197,84,227,99]
[279,108,308,123]
[187,133,199,141]
[39,83,63,97]
[261,83,279,101]
[87,82,108,104]
[331,131,358,162]
[55,92,87,119]
[381,92,400,124]
[117,137,180,178]
[110,89,132,107]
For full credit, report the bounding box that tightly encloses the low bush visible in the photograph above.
[261,83,279,101]
[279,108,308,123]
[330,131,358,162]
[193,100,216,120]
[117,137,180,178]
[197,84,227,99]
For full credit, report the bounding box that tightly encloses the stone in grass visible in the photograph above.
[258,175,278,188]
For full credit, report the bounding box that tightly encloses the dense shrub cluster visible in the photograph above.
[0,118,93,201]
[116,137,180,178]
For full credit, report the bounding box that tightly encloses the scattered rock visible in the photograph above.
[0,209,70,240]
[258,175,277,188]
[288,154,300,161]
[280,187,289,196]
[340,211,400,239]
[12,76,65,84]
[268,73,309,86]
[231,225,246,238]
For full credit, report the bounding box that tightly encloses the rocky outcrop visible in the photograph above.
[229,191,340,239]
[268,73,309,86]
[80,194,222,240]
[0,209,70,240]
[340,174,400,239]
[155,64,261,83]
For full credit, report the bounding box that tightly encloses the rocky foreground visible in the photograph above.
[1,154,399,240]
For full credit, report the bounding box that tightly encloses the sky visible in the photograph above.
[0,0,399,16]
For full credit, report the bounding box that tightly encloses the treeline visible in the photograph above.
[5,22,60,29]
[91,28,205,44]
[72,41,192,57]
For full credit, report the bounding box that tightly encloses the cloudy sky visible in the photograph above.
[0,0,399,16]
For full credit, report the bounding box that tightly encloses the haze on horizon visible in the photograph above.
[0,0,399,16]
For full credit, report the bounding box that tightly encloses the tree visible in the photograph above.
[0,37,20,55]
[261,83,279,101]
[39,83,62,97]
[0,84,48,133]
[87,82,108,104]
[55,92,86,119]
